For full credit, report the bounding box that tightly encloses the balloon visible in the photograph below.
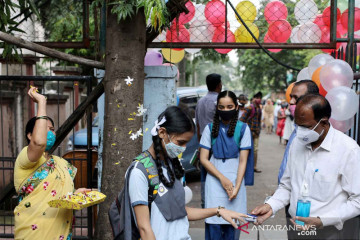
[162,63,179,80]
[184,186,193,204]
[341,8,360,31]
[264,32,282,52]
[308,54,334,77]
[189,20,216,42]
[297,22,321,43]
[313,14,325,27]
[326,86,359,121]
[290,25,301,43]
[320,59,354,91]
[205,0,226,27]
[311,66,322,87]
[234,22,259,43]
[268,20,292,43]
[286,83,295,103]
[185,48,201,54]
[154,31,166,42]
[166,24,190,50]
[162,48,185,63]
[264,1,288,23]
[329,117,354,133]
[144,50,163,66]
[337,20,347,36]
[297,67,311,81]
[212,27,236,54]
[322,6,341,27]
[319,84,327,97]
[175,1,195,25]
[235,1,257,23]
[193,4,207,23]
[294,0,318,24]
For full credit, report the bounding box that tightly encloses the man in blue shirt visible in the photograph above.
[277,80,319,239]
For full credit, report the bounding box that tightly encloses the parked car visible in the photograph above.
[67,87,208,173]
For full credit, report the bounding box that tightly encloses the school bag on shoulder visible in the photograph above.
[109,151,159,240]
[209,121,254,186]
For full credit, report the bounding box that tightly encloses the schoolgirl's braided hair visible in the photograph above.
[152,106,195,187]
[211,90,239,138]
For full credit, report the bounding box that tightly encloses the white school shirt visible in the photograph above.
[266,126,360,230]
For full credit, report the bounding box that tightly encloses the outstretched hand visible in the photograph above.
[218,208,248,229]
[251,203,273,225]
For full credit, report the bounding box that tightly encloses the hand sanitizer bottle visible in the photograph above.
[295,183,311,226]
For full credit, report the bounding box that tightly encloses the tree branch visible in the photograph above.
[0,31,105,69]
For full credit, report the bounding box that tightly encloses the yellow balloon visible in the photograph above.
[162,48,185,63]
[235,22,259,43]
[235,1,257,23]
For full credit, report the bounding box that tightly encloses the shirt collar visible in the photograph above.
[207,91,218,96]
[305,125,334,152]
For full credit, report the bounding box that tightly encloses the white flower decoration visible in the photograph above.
[130,133,138,140]
[124,76,134,86]
[136,104,147,116]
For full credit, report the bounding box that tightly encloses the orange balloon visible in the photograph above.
[286,82,295,103]
[319,84,327,97]
[311,66,323,87]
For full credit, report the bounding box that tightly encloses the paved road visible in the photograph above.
[187,132,288,240]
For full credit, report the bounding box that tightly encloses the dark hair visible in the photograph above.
[297,94,331,121]
[211,91,239,138]
[253,91,263,99]
[206,73,221,91]
[152,106,195,187]
[238,94,248,101]
[25,116,55,144]
[294,80,319,95]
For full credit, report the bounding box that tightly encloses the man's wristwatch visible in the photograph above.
[216,206,225,217]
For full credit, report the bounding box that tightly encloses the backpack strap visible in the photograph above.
[133,151,160,204]
[209,121,244,147]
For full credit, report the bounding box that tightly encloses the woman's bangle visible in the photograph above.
[216,206,225,217]
[36,116,49,120]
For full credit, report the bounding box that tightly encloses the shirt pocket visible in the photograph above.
[311,173,338,202]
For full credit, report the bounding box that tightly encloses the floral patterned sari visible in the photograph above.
[14,147,77,240]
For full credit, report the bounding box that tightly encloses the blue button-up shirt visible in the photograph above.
[278,127,297,184]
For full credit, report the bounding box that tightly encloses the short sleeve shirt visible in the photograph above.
[195,92,218,135]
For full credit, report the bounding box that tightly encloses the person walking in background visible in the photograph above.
[263,99,274,134]
[237,94,248,119]
[200,91,252,240]
[273,99,282,133]
[240,91,262,173]
[276,101,287,144]
[195,73,222,208]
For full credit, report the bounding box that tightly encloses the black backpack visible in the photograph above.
[108,151,159,240]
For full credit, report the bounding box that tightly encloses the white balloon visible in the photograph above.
[297,67,311,81]
[294,0,318,24]
[329,117,354,133]
[326,86,359,121]
[308,54,334,77]
[192,4,207,23]
[154,31,166,42]
[184,186,193,204]
[189,20,216,42]
[291,25,301,43]
[185,48,201,54]
[320,59,354,92]
[297,22,321,43]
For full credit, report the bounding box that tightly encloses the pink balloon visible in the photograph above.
[320,27,341,53]
[173,1,195,25]
[341,8,360,31]
[337,20,347,36]
[329,117,354,133]
[162,63,180,80]
[205,0,226,27]
[268,20,292,43]
[212,27,235,54]
[264,32,282,52]
[144,51,163,66]
[322,6,341,27]
[313,14,325,27]
[264,1,288,23]
[166,24,190,50]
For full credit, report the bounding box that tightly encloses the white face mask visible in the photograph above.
[296,119,324,145]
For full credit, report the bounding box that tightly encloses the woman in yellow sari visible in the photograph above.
[14,87,90,240]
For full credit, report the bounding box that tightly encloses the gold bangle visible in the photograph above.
[216,206,225,217]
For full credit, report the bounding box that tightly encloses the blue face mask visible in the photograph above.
[45,131,56,151]
[163,134,186,159]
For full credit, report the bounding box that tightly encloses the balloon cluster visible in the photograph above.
[295,54,359,132]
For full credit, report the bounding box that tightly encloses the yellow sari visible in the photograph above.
[14,147,77,240]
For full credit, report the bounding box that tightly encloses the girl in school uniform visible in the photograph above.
[127,106,248,240]
[200,91,252,240]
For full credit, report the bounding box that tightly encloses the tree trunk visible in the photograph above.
[94,7,146,240]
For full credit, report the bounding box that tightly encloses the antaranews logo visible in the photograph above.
[238,224,317,236]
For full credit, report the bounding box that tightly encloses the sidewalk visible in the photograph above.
[188,132,288,240]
